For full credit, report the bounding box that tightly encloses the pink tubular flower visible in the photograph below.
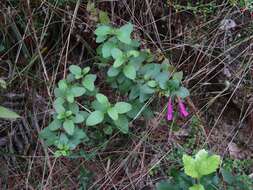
[178,98,189,118]
[167,98,173,121]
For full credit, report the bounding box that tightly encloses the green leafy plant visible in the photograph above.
[182,149,221,190]
[156,149,221,190]
[183,150,220,179]
[95,23,189,113]
[40,66,95,156]
[40,21,190,157]
[87,93,132,134]
[40,64,134,156]
[156,150,253,190]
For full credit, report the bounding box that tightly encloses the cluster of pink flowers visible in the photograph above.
[167,97,189,121]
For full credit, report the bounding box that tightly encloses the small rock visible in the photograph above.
[220,19,237,31]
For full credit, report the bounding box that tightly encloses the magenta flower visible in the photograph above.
[167,98,173,121]
[178,98,189,117]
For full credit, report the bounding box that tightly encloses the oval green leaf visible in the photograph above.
[107,107,118,120]
[48,119,62,131]
[69,65,82,76]
[71,87,86,97]
[107,66,120,77]
[95,25,112,36]
[111,48,123,59]
[96,93,109,106]
[114,115,129,134]
[0,106,20,119]
[63,119,75,135]
[86,111,104,126]
[82,74,97,91]
[123,64,136,79]
[114,102,132,114]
